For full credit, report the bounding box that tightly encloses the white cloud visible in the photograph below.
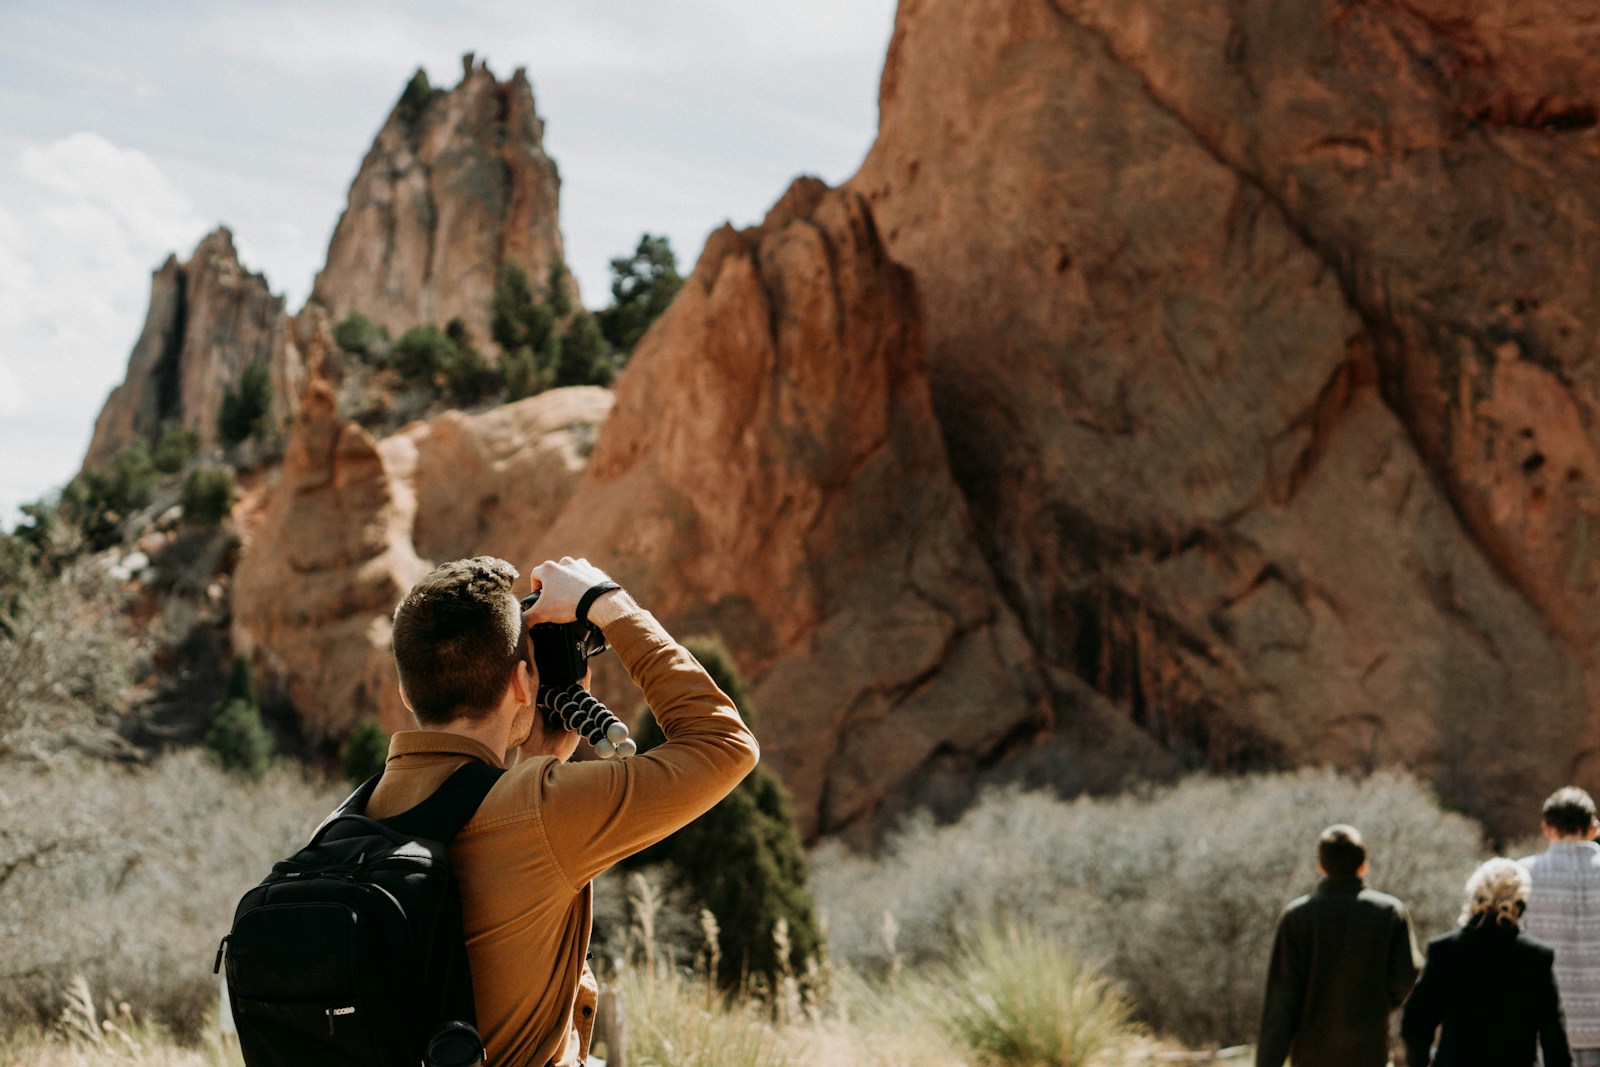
[0,359,24,418]
[0,132,208,522]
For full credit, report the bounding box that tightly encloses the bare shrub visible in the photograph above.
[0,558,134,760]
[811,769,1485,1047]
[0,749,342,1039]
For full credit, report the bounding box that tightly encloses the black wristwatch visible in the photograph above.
[575,581,622,629]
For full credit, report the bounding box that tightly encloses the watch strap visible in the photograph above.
[576,581,622,628]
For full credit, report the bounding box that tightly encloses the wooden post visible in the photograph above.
[594,987,628,1067]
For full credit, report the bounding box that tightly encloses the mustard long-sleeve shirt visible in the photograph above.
[366,606,760,1066]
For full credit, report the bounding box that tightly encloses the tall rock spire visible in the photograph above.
[309,56,573,346]
[84,227,287,468]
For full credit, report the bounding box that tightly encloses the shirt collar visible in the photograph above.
[1317,874,1366,894]
[1548,839,1600,854]
[386,729,506,769]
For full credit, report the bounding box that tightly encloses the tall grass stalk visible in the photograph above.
[612,961,797,1067]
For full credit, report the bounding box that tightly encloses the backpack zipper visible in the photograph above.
[213,935,229,975]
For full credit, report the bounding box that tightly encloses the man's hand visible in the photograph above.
[525,557,618,625]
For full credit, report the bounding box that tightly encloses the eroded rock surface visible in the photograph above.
[531,179,1057,836]
[230,324,609,739]
[849,0,1594,834]
[310,54,572,344]
[85,228,290,466]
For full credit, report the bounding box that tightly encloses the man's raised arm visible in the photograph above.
[517,559,760,889]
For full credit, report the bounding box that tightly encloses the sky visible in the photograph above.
[0,0,899,526]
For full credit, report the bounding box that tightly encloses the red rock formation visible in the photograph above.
[849,0,1594,834]
[530,178,1055,837]
[84,228,289,467]
[87,6,1600,841]
[310,55,572,345]
[229,322,612,738]
[230,314,422,739]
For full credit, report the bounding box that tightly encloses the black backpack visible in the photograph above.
[216,761,504,1067]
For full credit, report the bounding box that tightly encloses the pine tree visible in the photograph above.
[555,312,612,388]
[342,719,390,785]
[626,636,822,988]
[597,233,683,355]
[206,656,272,780]
[218,364,272,444]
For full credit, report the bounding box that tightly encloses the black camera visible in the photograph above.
[520,592,635,759]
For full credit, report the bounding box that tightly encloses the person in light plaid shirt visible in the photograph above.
[1523,787,1600,1065]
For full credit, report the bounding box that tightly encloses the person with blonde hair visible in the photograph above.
[1401,858,1573,1067]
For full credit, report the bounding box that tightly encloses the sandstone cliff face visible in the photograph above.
[85,228,290,467]
[87,5,1600,841]
[229,326,612,738]
[529,179,1061,836]
[310,55,571,345]
[849,0,1595,834]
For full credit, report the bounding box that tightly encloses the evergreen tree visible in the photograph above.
[219,364,273,444]
[151,422,201,473]
[395,69,437,126]
[502,346,545,402]
[555,312,613,388]
[546,259,574,318]
[223,652,257,707]
[342,719,390,785]
[626,636,822,989]
[180,465,236,526]
[443,318,500,403]
[491,261,557,354]
[333,311,390,362]
[206,655,272,780]
[597,234,683,355]
[59,442,157,550]
[393,323,458,384]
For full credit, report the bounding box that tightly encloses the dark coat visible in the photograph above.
[1400,919,1572,1067]
[1256,876,1421,1067]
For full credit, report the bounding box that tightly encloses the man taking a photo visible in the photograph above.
[366,554,759,1065]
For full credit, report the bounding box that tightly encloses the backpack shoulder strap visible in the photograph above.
[303,773,383,845]
[380,760,506,843]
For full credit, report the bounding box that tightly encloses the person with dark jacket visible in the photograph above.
[1257,824,1421,1067]
[1402,857,1573,1067]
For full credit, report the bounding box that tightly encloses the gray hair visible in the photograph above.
[1460,857,1530,927]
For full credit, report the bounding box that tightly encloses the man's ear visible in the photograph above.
[1357,860,1369,877]
[511,660,534,708]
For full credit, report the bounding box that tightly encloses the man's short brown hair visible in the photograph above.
[1543,787,1598,837]
[392,557,523,726]
[1318,824,1367,879]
